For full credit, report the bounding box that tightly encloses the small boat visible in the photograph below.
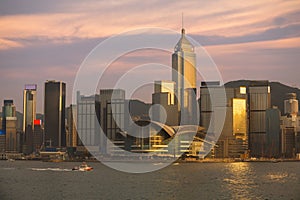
[72,162,93,171]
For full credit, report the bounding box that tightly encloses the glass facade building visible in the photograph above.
[172,28,197,125]
[44,80,66,148]
[77,93,100,147]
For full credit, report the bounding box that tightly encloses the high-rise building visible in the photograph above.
[22,84,37,154]
[266,107,281,158]
[66,105,77,147]
[281,93,300,158]
[248,81,271,157]
[172,28,197,125]
[99,89,126,154]
[32,119,43,153]
[200,82,248,158]
[23,84,37,132]
[76,93,100,147]
[2,100,18,152]
[44,80,66,148]
[152,80,178,126]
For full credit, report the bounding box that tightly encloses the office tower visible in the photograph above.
[248,81,271,157]
[66,105,77,147]
[23,84,37,132]
[2,100,17,152]
[2,100,16,119]
[5,117,17,152]
[266,107,281,158]
[76,93,100,148]
[22,84,37,154]
[152,80,178,126]
[200,82,248,158]
[44,80,66,148]
[31,119,43,152]
[99,89,125,154]
[281,93,300,158]
[172,28,197,125]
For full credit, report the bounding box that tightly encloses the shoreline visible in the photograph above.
[2,157,300,163]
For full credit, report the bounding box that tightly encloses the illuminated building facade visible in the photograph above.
[152,81,178,126]
[22,84,37,154]
[172,28,197,125]
[23,84,37,132]
[200,82,248,158]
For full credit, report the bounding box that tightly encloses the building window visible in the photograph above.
[240,87,246,94]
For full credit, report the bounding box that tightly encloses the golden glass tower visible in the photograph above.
[172,28,197,124]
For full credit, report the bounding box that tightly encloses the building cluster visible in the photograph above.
[1,28,300,160]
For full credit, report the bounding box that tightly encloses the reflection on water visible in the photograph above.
[223,162,257,200]
[0,161,299,200]
[266,172,297,183]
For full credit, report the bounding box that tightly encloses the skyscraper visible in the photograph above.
[23,84,37,132]
[44,80,66,148]
[99,89,126,154]
[281,93,300,158]
[248,81,271,157]
[2,100,17,152]
[200,82,248,158]
[22,84,37,154]
[66,105,77,148]
[172,28,197,125]
[77,92,100,147]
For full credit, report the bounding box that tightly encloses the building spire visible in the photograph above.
[181,12,185,34]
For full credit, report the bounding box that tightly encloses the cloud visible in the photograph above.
[0,0,300,112]
[0,38,23,49]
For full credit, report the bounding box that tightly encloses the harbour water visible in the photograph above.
[0,160,299,200]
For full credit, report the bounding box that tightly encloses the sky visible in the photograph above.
[0,0,300,113]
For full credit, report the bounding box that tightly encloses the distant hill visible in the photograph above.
[225,80,300,113]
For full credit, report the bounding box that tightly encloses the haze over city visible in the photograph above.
[1,0,300,113]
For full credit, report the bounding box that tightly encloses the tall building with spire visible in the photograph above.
[172,28,197,125]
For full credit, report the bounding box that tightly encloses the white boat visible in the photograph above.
[72,162,93,171]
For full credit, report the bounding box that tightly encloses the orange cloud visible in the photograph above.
[0,38,23,50]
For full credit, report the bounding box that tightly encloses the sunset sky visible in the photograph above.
[1,0,300,113]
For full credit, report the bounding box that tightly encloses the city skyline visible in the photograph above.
[1,0,300,113]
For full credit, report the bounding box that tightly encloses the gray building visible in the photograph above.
[76,93,100,147]
[266,107,281,158]
[44,80,66,148]
[281,93,300,158]
[248,81,271,157]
